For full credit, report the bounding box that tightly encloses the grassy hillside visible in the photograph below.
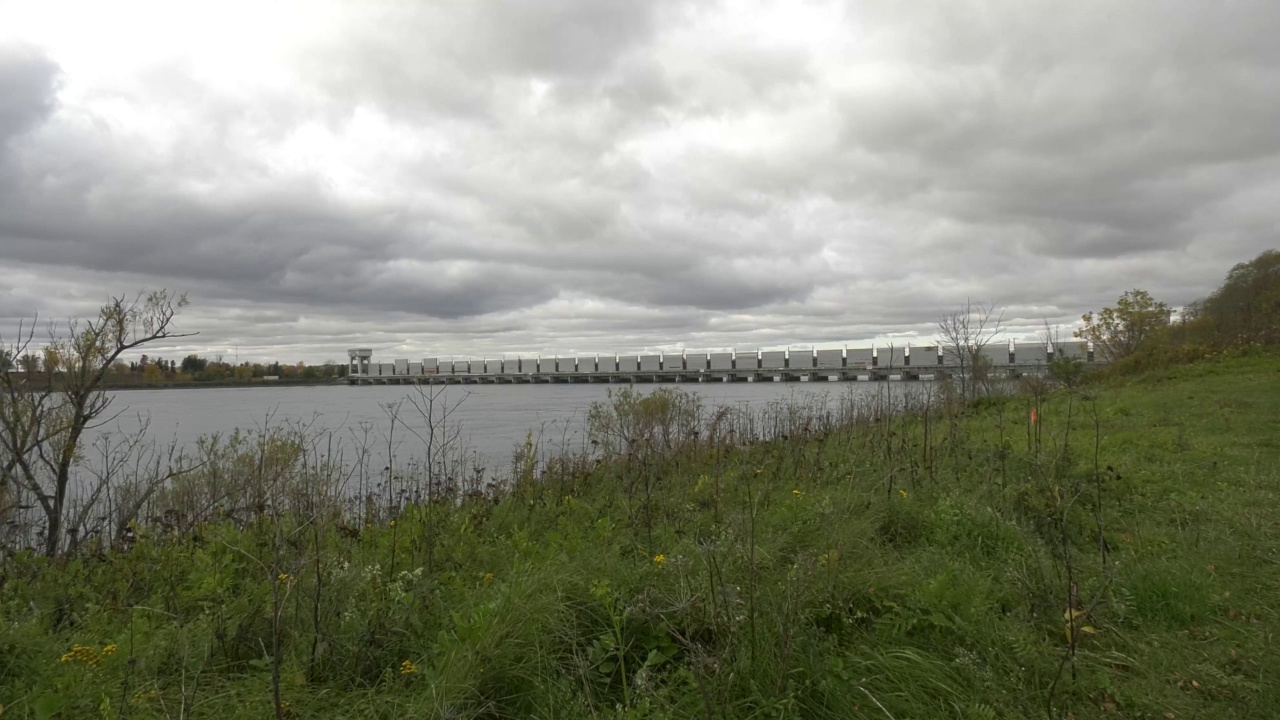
[2,354,1279,719]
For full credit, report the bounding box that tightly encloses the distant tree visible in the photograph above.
[1076,289,1171,362]
[938,299,1006,400]
[142,363,164,383]
[42,347,63,373]
[202,361,230,381]
[181,354,208,373]
[1041,321,1085,388]
[1199,249,1280,346]
[0,290,191,556]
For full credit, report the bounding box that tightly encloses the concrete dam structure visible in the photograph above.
[346,341,1096,385]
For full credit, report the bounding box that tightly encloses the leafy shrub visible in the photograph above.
[587,386,703,457]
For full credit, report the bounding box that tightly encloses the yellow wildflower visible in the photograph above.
[1062,607,1098,643]
[59,644,100,666]
[792,489,804,497]
[482,572,494,586]
[898,489,908,499]
[400,659,418,675]
[102,643,118,656]
[277,572,293,584]
[653,554,666,566]
[130,689,159,706]
[389,519,397,528]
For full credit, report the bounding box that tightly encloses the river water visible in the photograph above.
[0,379,925,550]
[92,380,900,472]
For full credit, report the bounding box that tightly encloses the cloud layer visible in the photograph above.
[2,0,1278,362]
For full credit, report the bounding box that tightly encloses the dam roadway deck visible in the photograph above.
[345,364,1059,385]
[346,342,1098,385]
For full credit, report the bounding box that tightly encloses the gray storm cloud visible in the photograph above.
[0,45,59,148]
[1,0,1278,362]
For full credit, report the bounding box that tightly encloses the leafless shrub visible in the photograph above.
[938,299,1007,401]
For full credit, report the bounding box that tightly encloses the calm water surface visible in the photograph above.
[95,380,893,470]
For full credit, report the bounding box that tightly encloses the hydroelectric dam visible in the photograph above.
[346,341,1096,385]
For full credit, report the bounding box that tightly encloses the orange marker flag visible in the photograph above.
[1030,408,1039,425]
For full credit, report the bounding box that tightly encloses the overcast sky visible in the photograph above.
[2,1,1278,364]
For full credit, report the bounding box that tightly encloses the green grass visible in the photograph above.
[3,354,1279,718]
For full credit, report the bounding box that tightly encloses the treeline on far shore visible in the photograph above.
[6,353,349,388]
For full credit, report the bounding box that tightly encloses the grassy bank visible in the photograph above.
[2,355,1278,718]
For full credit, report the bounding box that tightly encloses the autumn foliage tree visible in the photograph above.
[0,290,193,555]
[1076,289,1171,362]
[1195,249,1280,346]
